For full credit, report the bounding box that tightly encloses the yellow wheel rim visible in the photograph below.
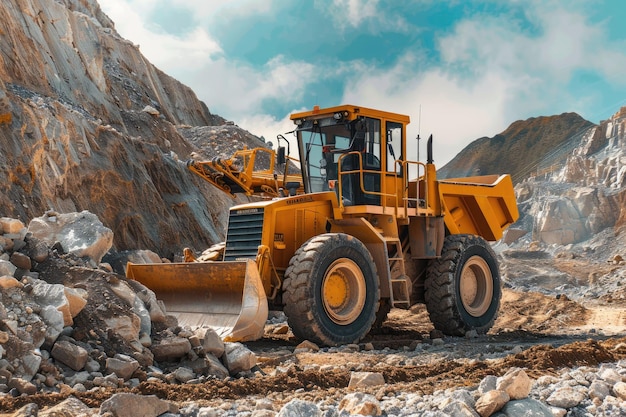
[322,258,366,325]
[459,256,493,317]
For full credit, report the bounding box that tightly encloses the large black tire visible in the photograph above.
[425,234,500,336]
[283,233,380,346]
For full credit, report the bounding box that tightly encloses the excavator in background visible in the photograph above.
[126,104,519,346]
[187,145,303,198]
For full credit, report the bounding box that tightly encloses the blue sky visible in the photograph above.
[98,0,626,166]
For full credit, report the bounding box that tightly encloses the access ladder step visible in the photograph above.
[386,237,411,308]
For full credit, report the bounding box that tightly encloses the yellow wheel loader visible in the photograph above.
[126,104,519,346]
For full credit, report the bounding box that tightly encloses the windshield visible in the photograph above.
[297,117,380,193]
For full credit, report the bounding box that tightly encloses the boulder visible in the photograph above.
[28,211,113,264]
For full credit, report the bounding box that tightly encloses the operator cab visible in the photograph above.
[290,105,409,208]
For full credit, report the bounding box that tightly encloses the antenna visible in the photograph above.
[416,105,422,162]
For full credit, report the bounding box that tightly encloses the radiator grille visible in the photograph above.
[223,208,264,261]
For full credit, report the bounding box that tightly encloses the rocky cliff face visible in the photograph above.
[0,0,262,257]
[513,107,626,246]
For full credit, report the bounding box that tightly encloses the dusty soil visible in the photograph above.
[1,253,625,413]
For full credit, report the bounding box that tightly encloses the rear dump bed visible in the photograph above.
[438,174,519,241]
[126,259,268,342]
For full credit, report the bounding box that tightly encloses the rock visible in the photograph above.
[9,252,31,270]
[151,336,192,362]
[348,371,385,389]
[223,342,256,375]
[51,340,88,371]
[197,327,225,357]
[29,240,50,263]
[589,379,611,400]
[32,281,87,326]
[441,400,479,417]
[0,217,25,234]
[339,392,382,416]
[499,398,553,416]
[294,340,320,353]
[479,375,498,394]
[143,105,160,115]
[106,355,140,380]
[8,377,37,395]
[106,314,143,346]
[93,373,121,389]
[38,397,94,416]
[277,399,321,417]
[100,393,178,417]
[40,304,65,346]
[28,211,113,264]
[134,286,167,323]
[0,275,22,289]
[174,366,195,383]
[496,367,532,400]
[613,381,626,400]
[10,403,39,416]
[475,389,509,417]
[0,260,17,277]
[205,353,230,379]
[17,352,42,381]
[546,386,586,408]
[599,367,622,385]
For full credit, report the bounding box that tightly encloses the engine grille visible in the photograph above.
[223,208,264,261]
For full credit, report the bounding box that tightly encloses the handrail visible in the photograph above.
[336,153,431,217]
[398,160,427,218]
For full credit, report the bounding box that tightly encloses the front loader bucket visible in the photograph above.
[126,259,268,342]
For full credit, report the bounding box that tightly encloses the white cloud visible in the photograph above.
[99,0,222,72]
[319,0,413,33]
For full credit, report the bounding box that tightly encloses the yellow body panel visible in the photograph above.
[438,174,519,241]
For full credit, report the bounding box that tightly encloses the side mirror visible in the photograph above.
[277,146,286,165]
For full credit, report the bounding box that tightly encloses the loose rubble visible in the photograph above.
[0,213,258,407]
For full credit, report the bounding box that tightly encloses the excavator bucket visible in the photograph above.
[126,259,268,342]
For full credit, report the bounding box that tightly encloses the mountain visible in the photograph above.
[438,113,597,183]
[0,0,266,257]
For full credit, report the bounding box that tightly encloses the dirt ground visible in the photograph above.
[1,254,626,413]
